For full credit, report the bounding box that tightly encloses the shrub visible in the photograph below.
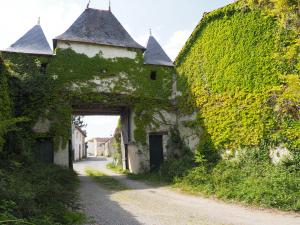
[160,154,194,182]
[0,155,85,224]
[175,149,300,211]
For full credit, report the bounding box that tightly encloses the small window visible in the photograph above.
[150,71,157,80]
[40,63,48,74]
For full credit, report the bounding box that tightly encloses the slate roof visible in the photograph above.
[95,138,111,143]
[144,35,173,67]
[4,24,53,56]
[54,8,144,50]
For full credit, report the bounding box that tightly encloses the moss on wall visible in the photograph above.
[176,2,299,158]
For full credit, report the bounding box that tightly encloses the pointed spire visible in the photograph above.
[144,35,173,67]
[149,28,152,36]
[87,0,91,9]
[109,0,111,11]
[4,24,52,55]
[37,17,40,25]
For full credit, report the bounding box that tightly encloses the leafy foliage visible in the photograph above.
[176,1,299,156]
[72,116,87,129]
[138,148,300,211]
[162,0,300,212]
[1,48,174,151]
[0,155,85,224]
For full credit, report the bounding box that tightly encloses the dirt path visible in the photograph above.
[74,157,300,225]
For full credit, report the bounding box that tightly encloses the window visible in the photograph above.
[150,71,157,80]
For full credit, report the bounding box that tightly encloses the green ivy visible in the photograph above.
[1,48,175,151]
[176,2,299,157]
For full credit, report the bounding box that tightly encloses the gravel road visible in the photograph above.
[74,157,300,225]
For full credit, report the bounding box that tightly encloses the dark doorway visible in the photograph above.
[149,134,164,171]
[125,144,129,170]
[69,139,73,169]
[33,138,54,164]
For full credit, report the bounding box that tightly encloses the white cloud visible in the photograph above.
[164,30,191,61]
[0,0,83,50]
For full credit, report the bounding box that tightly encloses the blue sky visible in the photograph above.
[0,0,233,60]
[0,0,233,139]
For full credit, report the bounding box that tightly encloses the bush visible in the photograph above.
[176,149,300,211]
[0,155,85,224]
[160,154,194,182]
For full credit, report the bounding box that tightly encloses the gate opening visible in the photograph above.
[70,104,132,171]
[71,115,120,162]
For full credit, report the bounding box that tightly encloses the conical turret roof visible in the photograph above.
[144,35,173,67]
[54,8,144,50]
[5,24,52,55]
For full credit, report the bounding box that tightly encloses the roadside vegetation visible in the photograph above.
[107,149,300,211]
[163,149,300,212]
[0,153,85,225]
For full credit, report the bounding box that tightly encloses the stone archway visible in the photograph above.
[72,103,131,170]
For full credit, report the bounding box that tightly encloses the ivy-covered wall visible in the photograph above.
[0,56,12,149]
[176,1,299,160]
[1,47,175,153]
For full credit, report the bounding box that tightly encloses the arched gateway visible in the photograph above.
[1,7,198,173]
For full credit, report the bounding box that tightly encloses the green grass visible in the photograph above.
[85,167,127,191]
[126,172,170,186]
[106,163,169,186]
[106,163,126,174]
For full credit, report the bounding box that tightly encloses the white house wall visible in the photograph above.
[87,139,97,156]
[57,41,137,59]
[72,125,86,161]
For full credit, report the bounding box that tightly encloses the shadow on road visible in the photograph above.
[79,175,142,225]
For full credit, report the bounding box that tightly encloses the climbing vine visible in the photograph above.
[1,48,175,151]
[176,1,299,160]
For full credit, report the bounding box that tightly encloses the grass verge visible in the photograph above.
[85,167,127,191]
[106,163,169,186]
[106,163,126,174]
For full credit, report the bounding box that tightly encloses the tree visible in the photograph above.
[72,116,87,129]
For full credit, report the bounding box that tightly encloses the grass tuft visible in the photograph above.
[85,167,127,191]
